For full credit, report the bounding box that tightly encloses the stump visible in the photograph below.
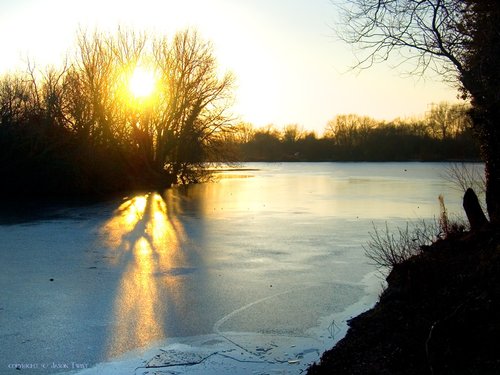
[463,188,488,231]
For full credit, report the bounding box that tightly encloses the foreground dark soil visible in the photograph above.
[308,228,500,375]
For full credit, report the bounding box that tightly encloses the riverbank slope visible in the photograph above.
[308,228,500,374]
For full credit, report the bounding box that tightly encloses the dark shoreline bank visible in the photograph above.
[308,228,500,374]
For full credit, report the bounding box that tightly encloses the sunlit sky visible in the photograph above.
[0,0,461,134]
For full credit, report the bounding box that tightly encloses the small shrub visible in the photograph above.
[364,221,439,269]
[366,195,469,270]
[442,162,485,196]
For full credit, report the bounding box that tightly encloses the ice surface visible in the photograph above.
[0,162,478,374]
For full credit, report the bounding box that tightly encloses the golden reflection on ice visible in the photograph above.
[101,192,187,358]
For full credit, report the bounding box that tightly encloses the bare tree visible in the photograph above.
[0,74,31,125]
[324,114,376,147]
[152,29,235,183]
[335,0,500,226]
[65,30,120,146]
[426,102,471,139]
[232,122,255,144]
[335,0,467,79]
[282,124,304,143]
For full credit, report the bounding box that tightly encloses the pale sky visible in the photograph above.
[0,0,461,134]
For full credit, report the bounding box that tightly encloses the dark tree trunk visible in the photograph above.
[486,110,500,227]
[484,143,500,227]
[470,107,500,227]
[459,1,500,227]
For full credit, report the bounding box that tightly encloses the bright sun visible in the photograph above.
[128,67,156,99]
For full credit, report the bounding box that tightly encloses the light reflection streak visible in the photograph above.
[100,192,187,358]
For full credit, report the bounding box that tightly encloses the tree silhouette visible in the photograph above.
[65,28,235,186]
[0,28,236,196]
[152,30,235,184]
[426,102,471,140]
[336,0,500,225]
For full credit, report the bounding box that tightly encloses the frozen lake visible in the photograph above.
[0,162,483,374]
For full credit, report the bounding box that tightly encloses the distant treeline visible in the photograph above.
[227,104,480,162]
